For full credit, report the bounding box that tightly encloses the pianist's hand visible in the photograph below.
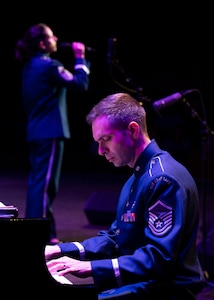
[46,256,92,278]
[45,244,62,260]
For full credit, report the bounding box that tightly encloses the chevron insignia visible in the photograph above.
[148,200,173,236]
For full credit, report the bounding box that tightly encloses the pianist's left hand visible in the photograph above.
[45,244,61,260]
[46,256,92,278]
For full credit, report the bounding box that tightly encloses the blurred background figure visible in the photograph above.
[15,22,91,244]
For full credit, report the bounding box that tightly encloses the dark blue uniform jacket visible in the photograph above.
[59,139,205,295]
[21,52,90,141]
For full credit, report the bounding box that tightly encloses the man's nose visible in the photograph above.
[98,145,106,156]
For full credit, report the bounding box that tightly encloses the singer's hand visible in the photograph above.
[72,42,85,58]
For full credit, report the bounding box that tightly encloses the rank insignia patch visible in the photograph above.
[148,200,172,236]
[58,66,74,80]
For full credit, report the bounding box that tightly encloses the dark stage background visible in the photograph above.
[1,2,214,181]
[0,3,214,296]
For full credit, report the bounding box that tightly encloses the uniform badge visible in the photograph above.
[58,66,73,80]
[123,210,135,222]
[148,200,172,236]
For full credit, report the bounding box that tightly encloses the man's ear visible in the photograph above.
[39,40,46,50]
[128,121,139,138]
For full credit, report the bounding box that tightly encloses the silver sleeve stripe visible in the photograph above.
[72,242,85,260]
[112,258,122,287]
[74,64,90,75]
[43,139,56,217]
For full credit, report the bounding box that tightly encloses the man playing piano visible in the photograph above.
[45,93,205,299]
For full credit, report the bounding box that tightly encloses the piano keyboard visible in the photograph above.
[51,272,73,285]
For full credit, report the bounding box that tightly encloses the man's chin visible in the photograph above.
[107,158,122,167]
[112,162,122,168]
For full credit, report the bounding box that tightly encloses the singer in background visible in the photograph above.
[15,23,91,245]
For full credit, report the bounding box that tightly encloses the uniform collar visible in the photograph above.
[34,51,50,58]
[133,139,161,177]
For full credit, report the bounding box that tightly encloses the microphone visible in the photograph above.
[59,42,96,52]
[153,90,195,112]
[107,37,117,64]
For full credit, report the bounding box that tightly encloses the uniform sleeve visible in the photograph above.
[48,57,90,91]
[59,220,119,259]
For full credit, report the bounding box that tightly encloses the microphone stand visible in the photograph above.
[182,95,214,277]
[107,58,150,104]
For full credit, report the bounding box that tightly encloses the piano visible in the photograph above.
[0,218,99,298]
